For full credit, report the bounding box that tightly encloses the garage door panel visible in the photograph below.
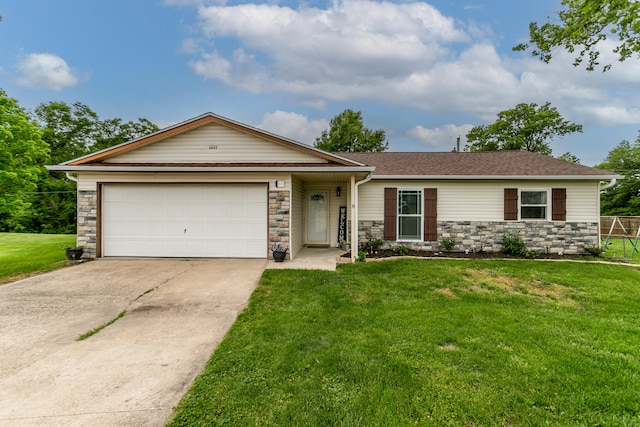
[103,184,267,258]
[166,204,185,219]
[145,221,166,236]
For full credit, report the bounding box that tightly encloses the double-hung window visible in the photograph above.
[398,190,422,240]
[520,190,549,220]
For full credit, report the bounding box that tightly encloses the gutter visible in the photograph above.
[371,174,623,181]
[352,172,373,262]
[47,165,375,173]
[65,172,78,183]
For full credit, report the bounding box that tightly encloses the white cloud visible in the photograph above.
[177,0,640,129]
[258,111,329,145]
[407,123,474,150]
[189,1,468,95]
[16,53,80,91]
[572,104,640,126]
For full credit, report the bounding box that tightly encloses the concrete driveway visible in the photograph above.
[0,258,266,427]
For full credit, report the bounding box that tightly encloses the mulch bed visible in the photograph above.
[344,249,601,261]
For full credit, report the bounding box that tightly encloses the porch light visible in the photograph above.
[336,186,341,197]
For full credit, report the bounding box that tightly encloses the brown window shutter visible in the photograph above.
[383,188,397,240]
[424,188,437,241]
[552,188,566,221]
[504,188,518,220]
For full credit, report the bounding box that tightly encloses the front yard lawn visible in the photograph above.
[0,233,77,284]
[169,259,640,426]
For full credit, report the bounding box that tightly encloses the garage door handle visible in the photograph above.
[184,229,187,234]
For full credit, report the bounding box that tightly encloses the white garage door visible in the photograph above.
[102,184,267,258]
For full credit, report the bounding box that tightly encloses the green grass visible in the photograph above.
[169,259,640,426]
[76,310,126,341]
[0,232,77,284]
[603,238,640,264]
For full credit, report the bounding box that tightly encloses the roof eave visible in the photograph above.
[47,165,375,173]
[371,174,624,180]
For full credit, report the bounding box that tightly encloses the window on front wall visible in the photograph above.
[520,190,548,220]
[398,190,422,240]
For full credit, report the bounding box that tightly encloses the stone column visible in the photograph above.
[77,190,97,258]
[268,190,290,259]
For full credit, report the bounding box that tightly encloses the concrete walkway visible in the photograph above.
[265,247,349,271]
[0,259,266,427]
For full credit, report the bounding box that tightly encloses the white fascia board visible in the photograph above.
[46,165,375,173]
[371,174,623,181]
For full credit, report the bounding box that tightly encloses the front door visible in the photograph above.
[306,191,329,245]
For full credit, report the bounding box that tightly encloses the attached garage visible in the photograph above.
[101,183,268,258]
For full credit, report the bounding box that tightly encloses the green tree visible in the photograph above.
[558,152,581,164]
[35,102,99,163]
[597,135,640,215]
[314,109,388,152]
[465,102,582,155]
[92,117,158,151]
[514,0,640,71]
[0,89,49,231]
[31,101,159,233]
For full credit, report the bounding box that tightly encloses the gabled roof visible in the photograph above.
[338,151,621,180]
[60,112,363,167]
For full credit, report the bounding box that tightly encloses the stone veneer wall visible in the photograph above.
[269,190,290,259]
[77,190,98,258]
[359,220,599,254]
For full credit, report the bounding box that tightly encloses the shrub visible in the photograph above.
[363,233,383,253]
[501,232,538,258]
[394,245,409,256]
[357,250,367,262]
[583,245,604,257]
[440,238,455,251]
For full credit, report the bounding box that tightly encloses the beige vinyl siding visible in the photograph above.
[358,180,600,223]
[105,123,328,164]
[77,172,289,192]
[291,176,304,258]
[564,181,600,221]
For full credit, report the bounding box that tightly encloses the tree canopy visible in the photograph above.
[0,90,159,233]
[514,0,640,71]
[27,101,159,234]
[314,109,388,152]
[0,89,49,231]
[597,135,640,216]
[464,102,582,156]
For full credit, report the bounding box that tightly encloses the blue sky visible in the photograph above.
[1,0,639,165]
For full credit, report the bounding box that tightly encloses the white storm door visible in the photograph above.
[306,191,329,244]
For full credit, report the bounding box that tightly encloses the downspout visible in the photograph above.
[65,172,78,183]
[600,178,617,191]
[598,179,617,248]
[351,172,373,262]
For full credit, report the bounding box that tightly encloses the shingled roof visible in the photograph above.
[338,151,618,178]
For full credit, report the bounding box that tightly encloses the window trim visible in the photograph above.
[397,188,424,242]
[519,189,550,221]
